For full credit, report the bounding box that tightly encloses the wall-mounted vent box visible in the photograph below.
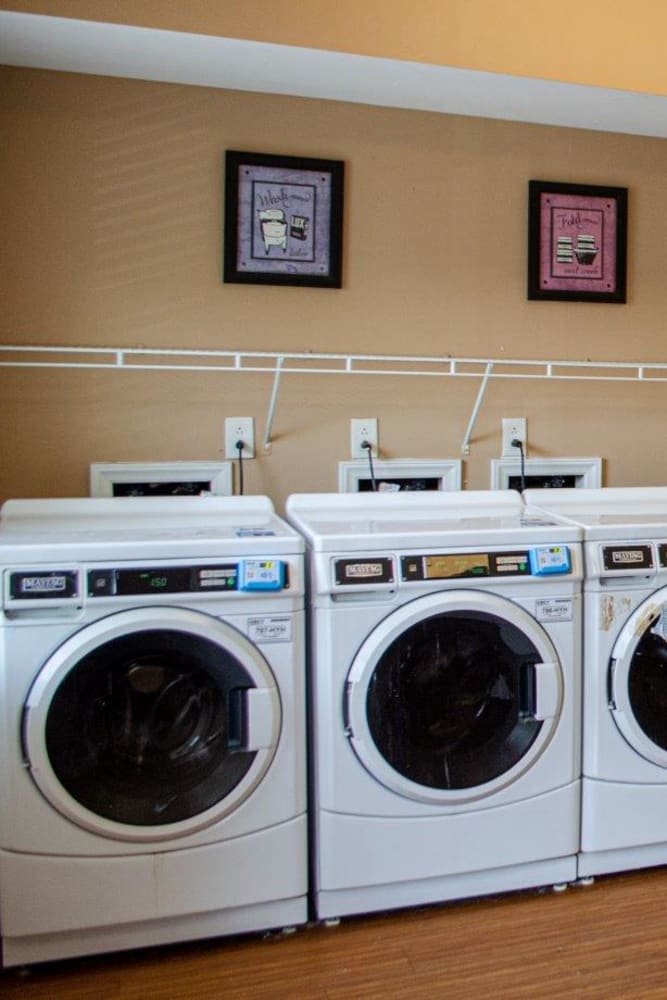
[90,462,233,498]
[338,459,462,493]
[490,457,602,491]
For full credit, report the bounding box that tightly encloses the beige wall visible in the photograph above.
[2,66,667,512]
[5,1,667,94]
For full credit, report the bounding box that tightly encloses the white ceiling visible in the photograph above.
[2,10,667,138]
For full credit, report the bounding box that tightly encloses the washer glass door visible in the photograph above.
[346,591,562,803]
[23,607,281,840]
[609,587,667,767]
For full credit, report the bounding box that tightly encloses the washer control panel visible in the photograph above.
[330,546,572,590]
[91,560,286,595]
[401,546,571,581]
[3,559,288,607]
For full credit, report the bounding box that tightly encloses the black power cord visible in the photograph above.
[235,439,245,495]
[512,438,526,493]
[361,440,378,491]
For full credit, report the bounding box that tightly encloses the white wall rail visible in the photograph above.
[2,344,667,453]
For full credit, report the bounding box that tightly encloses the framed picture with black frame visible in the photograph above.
[528,180,628,303]
[224,150,344,288]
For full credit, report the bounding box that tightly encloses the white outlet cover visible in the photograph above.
[350,418,378,458]
[225,416,255,458]
[501,417,527,457]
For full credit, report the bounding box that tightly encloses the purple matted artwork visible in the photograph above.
[224,151,344,288]
[528,181,627,303]
[244,170,320,269]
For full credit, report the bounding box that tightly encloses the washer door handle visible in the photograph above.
[243,687,278,750]
[532,661,560,720]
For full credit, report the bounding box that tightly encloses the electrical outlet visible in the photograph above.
[501,417,527,458]
[225,417,255,459]
[350,418,379,459]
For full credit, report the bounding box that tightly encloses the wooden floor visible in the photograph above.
[2,868,667,999]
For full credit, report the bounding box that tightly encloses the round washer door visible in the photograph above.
[346,590,563,804]
[23,606,281,842]
[609,587,667,767]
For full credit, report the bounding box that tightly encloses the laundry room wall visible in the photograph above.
[2,64,667,512]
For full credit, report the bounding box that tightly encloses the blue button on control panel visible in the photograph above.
[528,546,571,576]
[239,560,285,591]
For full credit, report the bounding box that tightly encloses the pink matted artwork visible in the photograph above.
[528,181,627,303]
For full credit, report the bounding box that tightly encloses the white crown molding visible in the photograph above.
[3,11,667,137]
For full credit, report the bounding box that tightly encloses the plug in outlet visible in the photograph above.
[351,418,379,459]
[501,418,527,458]
[225,417,255,459]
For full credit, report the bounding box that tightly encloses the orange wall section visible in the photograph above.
[3,65,667,507]
[4,0,667,96]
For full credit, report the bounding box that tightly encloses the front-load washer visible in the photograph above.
[286,490,582,921]
[0,496,306,966]
[524,487,667,879]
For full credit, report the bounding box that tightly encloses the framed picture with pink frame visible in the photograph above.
[528,180,627,303]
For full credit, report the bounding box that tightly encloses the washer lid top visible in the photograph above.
[0,496,303,560]
[286,490,580,551]
[524,487,667,542]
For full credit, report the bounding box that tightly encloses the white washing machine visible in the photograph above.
[524,487,667,878]
[286,490,582,920]
[0,496,307,967]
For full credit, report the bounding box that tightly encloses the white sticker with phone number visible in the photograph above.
[535,598,573,622]
[248,616,292,642]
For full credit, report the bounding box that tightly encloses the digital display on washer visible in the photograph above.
[602,545,654,571]
[401,551,530,581]
[9,570,78,599]
[87,564,239,596]
[334,557,394,585]
[658,544,667,568]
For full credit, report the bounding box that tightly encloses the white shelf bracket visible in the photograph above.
[263,355,284,451]
[461,361,493,456]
